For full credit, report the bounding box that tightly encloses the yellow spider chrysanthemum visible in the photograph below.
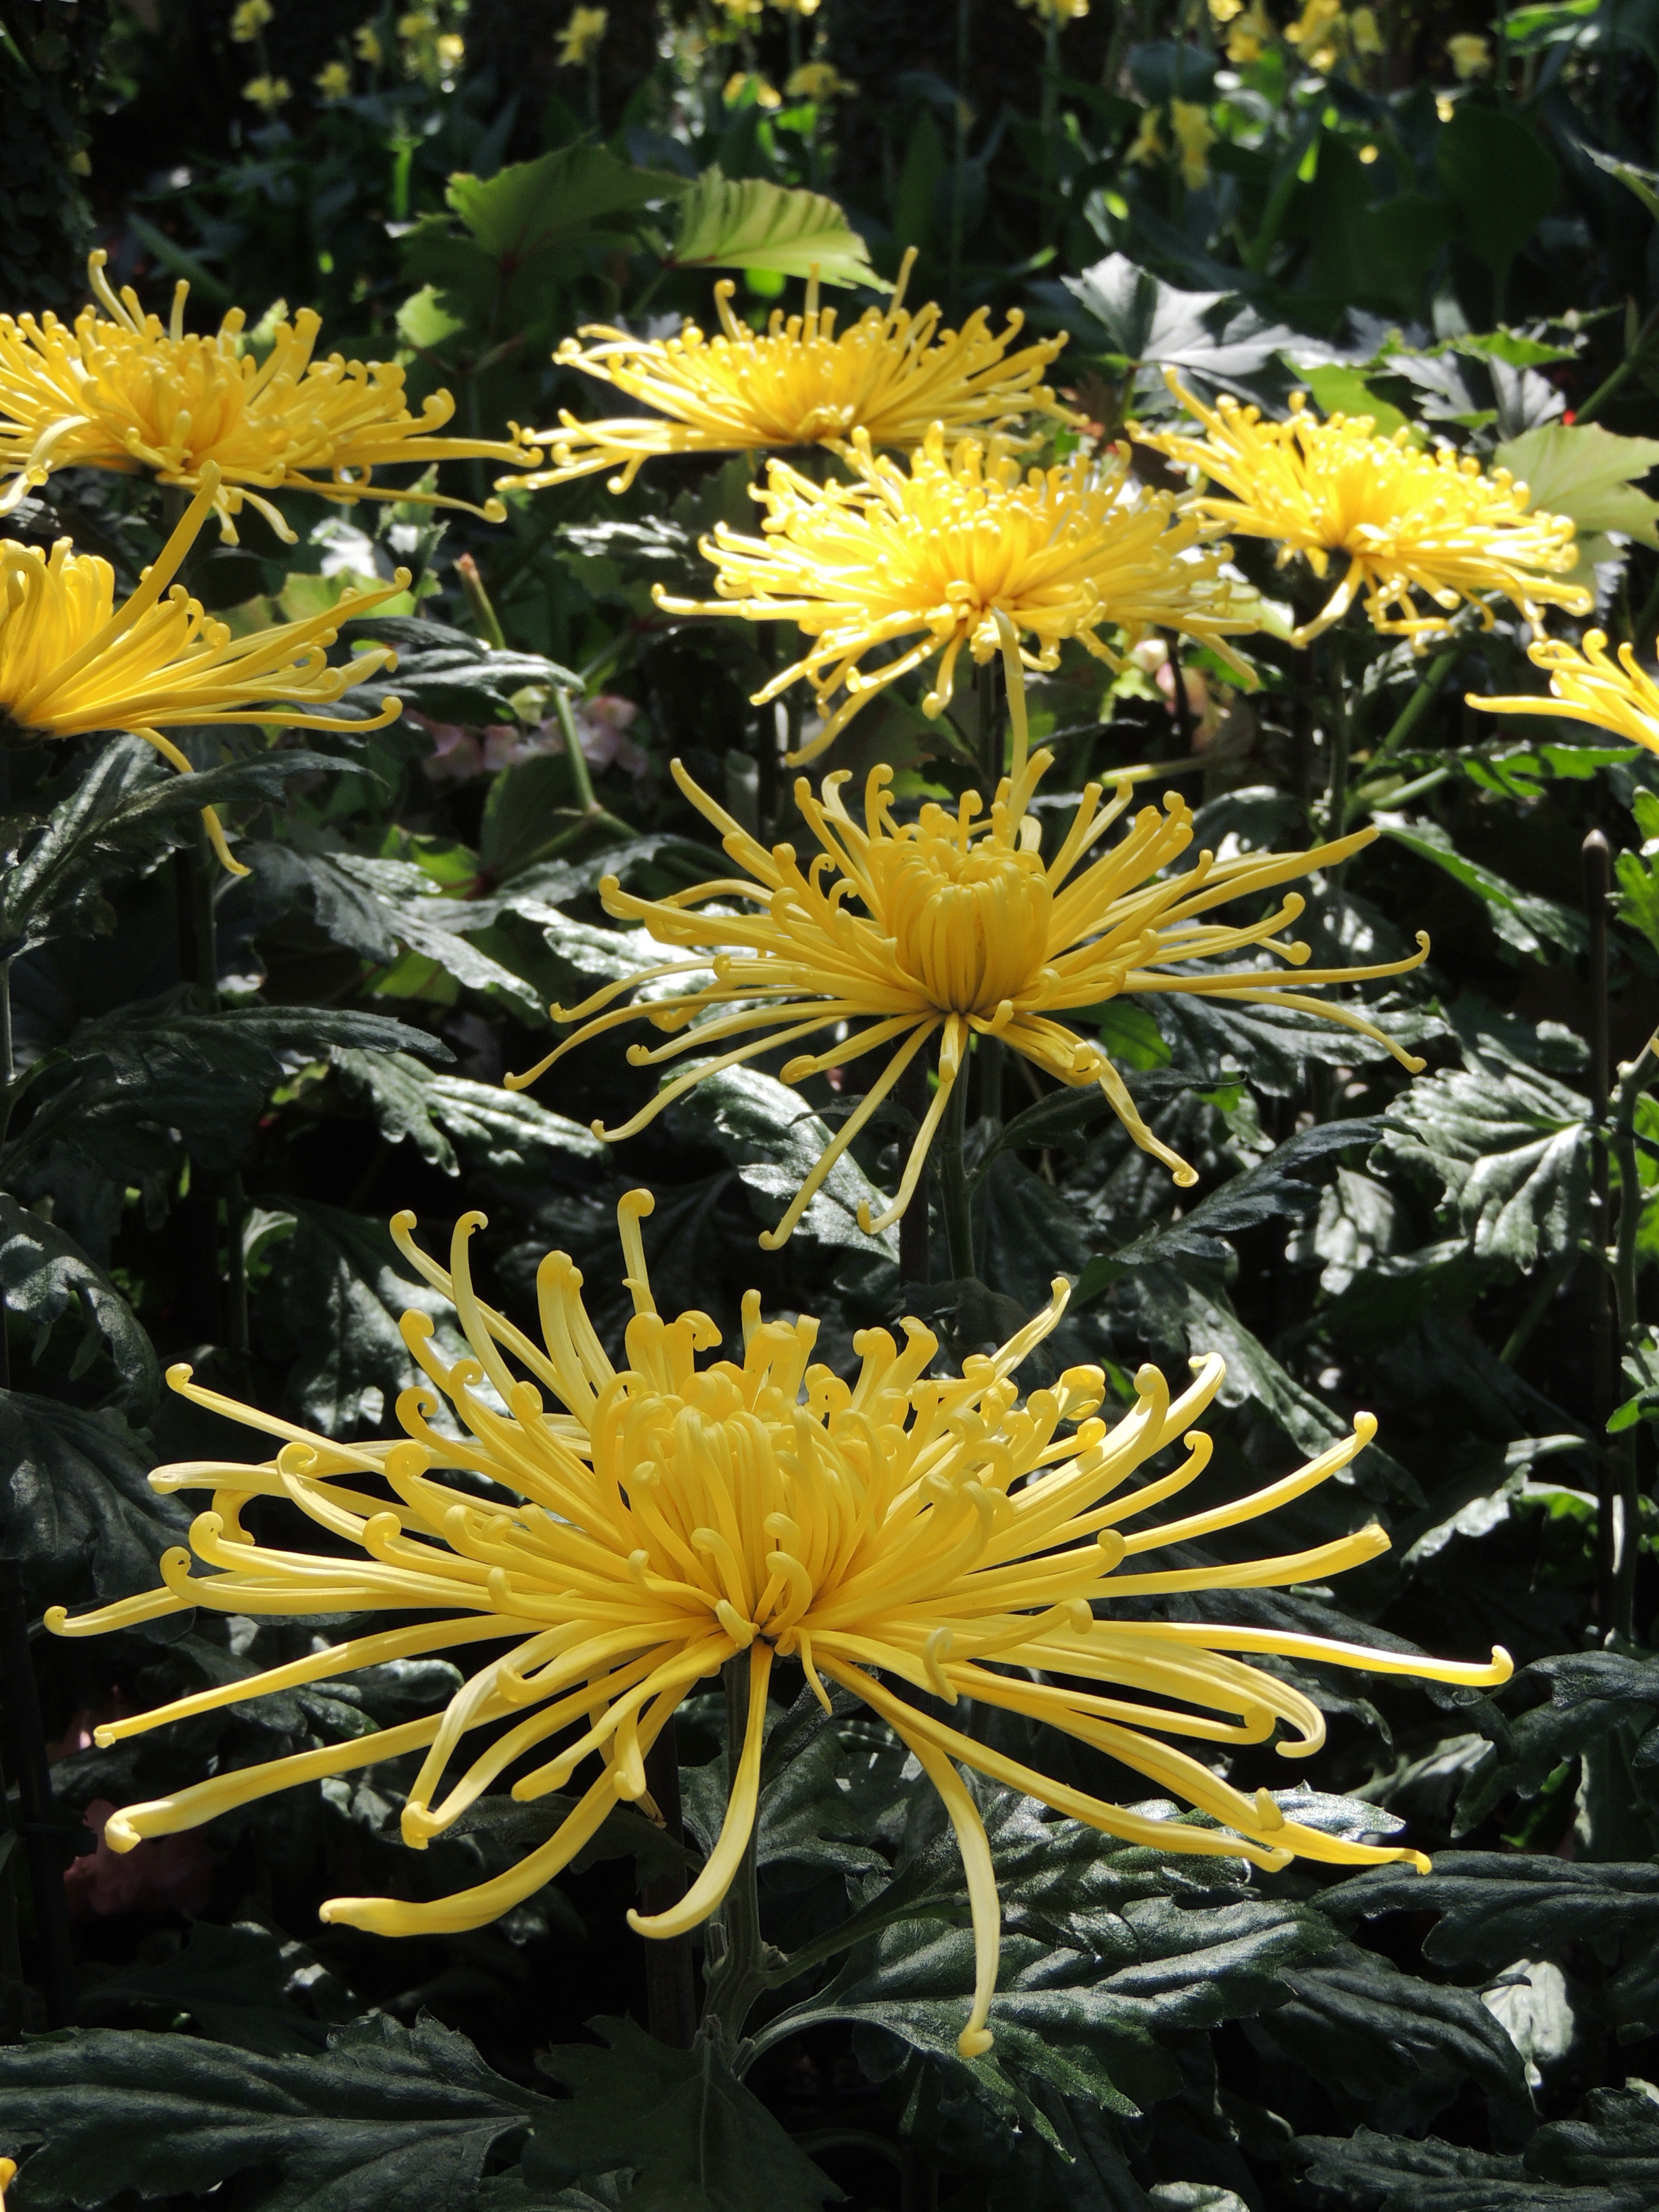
[556,5,609,66]
[1471,628,1659,750]
[517,253,1078,495]
[508,701,1428,1239]
[50,1197,1511,2060]
[0,252,541,544]
[0,462,403,874]
[652,423,1262,767]
[1136,371,1593,647]
[1170,100,1218,188]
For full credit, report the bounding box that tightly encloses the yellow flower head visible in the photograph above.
[518,252,1078,495]
[1286,0,1341,56]
[0,251,540,545]
[510,719,1428,1235]
[1210,0,1244,22]
[230,0,272,42]
[771,0,822,14]
[1446,30,1492,76]
[1351,6,1385,54]
[652,423,1261,765]
[724,69,781,107]
[1170,99,1217,188]
[785,60,857,100]
[314,58,352,100]
[0,464,403,875]
[1226,1,1275,62]
[1136,371,1593,645]
[0,2160,13,2209]
[1471,629,1659,750]
[242,73,291,110]
[1016,0,1090,21]
[1128,108,1167,165]
[354,22,384,64]
[51,1198,1511,2060]
[556,5,609,66]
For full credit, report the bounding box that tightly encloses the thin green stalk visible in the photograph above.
[1322,632,1352,857]
[1369,646,1457,772]
[1610,1031,1658,1642]
[1366,763,1451,816]
[700,1654,771,2060]
[455,552,506,649]
[550,685,635,841]
[1576,306,1658,426]
[1500,1252,1572,1365]
[1584,830,1616,1635]
[976,657,1000,787]
[938,1062,974,1282]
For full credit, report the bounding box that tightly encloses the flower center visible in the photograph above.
[874,834,1052,1015]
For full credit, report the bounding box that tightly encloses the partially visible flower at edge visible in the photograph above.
[1016,0,1090,23]
[1351,6,1386,54]
[1128,108,1166,165]
[1471,630,1659,752]
[1225,1,1275,62]
[49,1196,1512,2060]
[1136,369,1593,646]
[354,22,384,64]
[0,251,542,544]
[230,0,272,41]
[0,462,405,874]
[725,70,782,108]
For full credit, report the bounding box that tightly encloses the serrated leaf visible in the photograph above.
[331,1050,604,1184]
[671,169,884,289]
[1371,1047,1590,1274]
[674,1065,897,1256]
[1060,253,1335,403]
[1292,2129,1599,2211]
[0,1389,187,1610]
[1376,815,1587,960]
[251,1197,468,1437]
[1453,1652,1659,1835]
[524,2018,837,2212]
[0,1195,159,1418]
[1494,422,1659,548]
[0,2015,546,2212]
[1150,981,1437,1094]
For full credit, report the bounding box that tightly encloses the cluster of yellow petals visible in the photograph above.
[0,253,541,544]
[51,1197,1511,2060]
[1136,370,1592,647]
[655,422,1261,765]
[0,465,403,873]
[1473,628,1659,753]
[518,253,1077,495]
[509,716,1429,1236]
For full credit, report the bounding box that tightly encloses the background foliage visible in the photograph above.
[2,0,1659,2205]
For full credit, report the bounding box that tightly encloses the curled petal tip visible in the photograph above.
[958,2026,995,2060]
[165,1361,195,1390]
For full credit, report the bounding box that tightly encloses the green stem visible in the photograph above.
[1322,631,1352,848]
[455,552,506,649]
[1577,308,1658,426]
[550,684,603,819]
[1584,829,1616,1636]
[701,1654,770,2062]
[1369,647,1457,771]
[1499,1252,1572,1365]
[1365,763,1452,816]
[975,657,1000,788]
[1609,1031,1658,1643]
[938,1060,974,1282]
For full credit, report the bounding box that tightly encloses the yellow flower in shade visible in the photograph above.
[354,22,384,64]
[1016,0,1090,21]
[1226,1,1275,62]
[1128,108,1167,165]
[1136,371,1593,646]
[1471,630,1659,750]
[49,1197,1512,2060]
[771,0,821,15]
[785,60,857,100]
[1170,100,1217,188]
[1286,0,1341,56]
[314,59,352,100]
[0,463,404,876]
[1447,31,1492,76]
[230,0,272,41]
[724,70,781,108]
[508,708,1427,1232]
[0,2160,13,2207]
[518,252,1077,495]
[1210,0,1244,22]
[651,424,1261,766]
[0,251,540,545]
[1351,6,1385,54]
[556,5,608,66]
[242,73,291,110]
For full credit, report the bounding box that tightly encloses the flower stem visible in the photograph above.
[976,657,1001,789]
[1368,646,1457,773]
[938,1058,975,1281]
[1584,827,1618,1637]
[701,1652,769,2062]
[639,1719,697,2048]
[1610,1031,1658,1643]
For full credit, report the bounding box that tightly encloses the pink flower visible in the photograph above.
[65,1798,213,1920]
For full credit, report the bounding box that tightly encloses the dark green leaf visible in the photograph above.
[72,1921,325,2055]
[1376,815,1586,960]
[0,1194,159,1418]
[331,1050,605,1184]
[525,2018,838,2211]
[0,1389,186,1610]
[1437,106,1561,294]
[1292,2128,1605,2211]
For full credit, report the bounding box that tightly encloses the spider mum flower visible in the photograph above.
[508,704,1428,1237]
[50,1197,1511,2059]
[518,253,1078,495]
[0,252,542,544]
[1471,628,1659,750]
[0,462,405,874]
[1136,371,1592,647]
[654,423,1262,767]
